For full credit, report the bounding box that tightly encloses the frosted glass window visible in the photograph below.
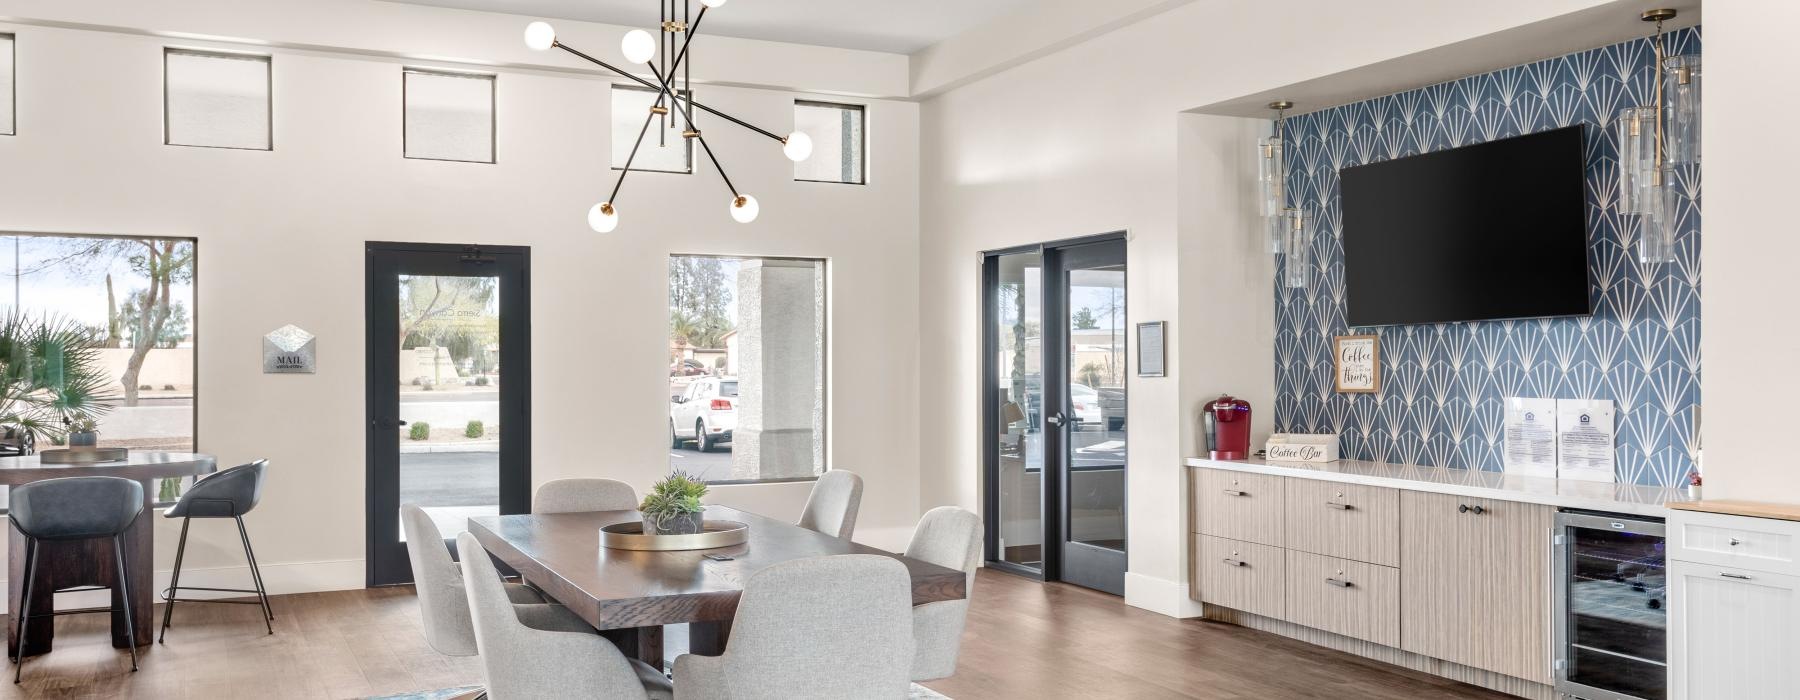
[611,84,691,174]
[1,34,13,135]
[404,69,495,163]
[165,49,270,150]
[794,101,864,184]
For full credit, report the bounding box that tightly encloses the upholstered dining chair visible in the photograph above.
[796,470,862,540]
[159,459,273,642]
[904,506,982,681]
[456,532,674,700]
[533,478,638,514]
[9,476,145,682]
[401,504,564,657]
[672,554,913,699]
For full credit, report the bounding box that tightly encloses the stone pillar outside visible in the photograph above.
[731,259,823,480]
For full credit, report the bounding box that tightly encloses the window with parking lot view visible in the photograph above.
[668,255,824,483]
[0,233,197,507]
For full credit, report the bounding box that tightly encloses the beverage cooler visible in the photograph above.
[1553,511,1667,700]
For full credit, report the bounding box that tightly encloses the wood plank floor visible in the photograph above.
[0,569,1510,699]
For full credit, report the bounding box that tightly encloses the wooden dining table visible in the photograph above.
[468,504,967,668]
[2,451,218,658]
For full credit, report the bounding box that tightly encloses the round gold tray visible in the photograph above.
[600,520,748,551]
[39,447,130,464]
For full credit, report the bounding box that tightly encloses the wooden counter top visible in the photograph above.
[1667,499,1800,523]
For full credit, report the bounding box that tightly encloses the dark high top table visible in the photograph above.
[468,504,966,669]
[3,452,217,657]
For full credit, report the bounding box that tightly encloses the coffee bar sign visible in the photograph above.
[1333,334,1380,393]
[1265,433,1340,463]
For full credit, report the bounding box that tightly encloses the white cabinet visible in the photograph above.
[1670,511,1800,700]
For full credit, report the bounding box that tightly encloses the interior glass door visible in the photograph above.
[1051,239,1127,595]
[366,243,531,586]
[987,251,1044,573]
[983,234,1126,595]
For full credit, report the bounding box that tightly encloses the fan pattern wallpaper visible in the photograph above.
[1273,28,1701,487]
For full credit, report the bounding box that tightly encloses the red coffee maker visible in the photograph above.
[1202,394,1253,460]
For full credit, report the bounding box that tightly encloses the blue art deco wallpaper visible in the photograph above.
[1273,28,1701,487]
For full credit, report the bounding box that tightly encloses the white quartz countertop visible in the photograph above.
[1186,456,1690,517]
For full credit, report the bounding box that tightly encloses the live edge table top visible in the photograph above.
[468,505,967,631]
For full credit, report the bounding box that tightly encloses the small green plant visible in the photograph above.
[464,420,485,438]
[474,376,489,387]
[408,421,431,440]
[139,384,153,391]
[162,384,176,391]
[68,418,98,433]
[640,471,708,530]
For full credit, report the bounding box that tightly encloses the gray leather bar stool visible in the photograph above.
[8,476,145,683]
[158,459,273,642]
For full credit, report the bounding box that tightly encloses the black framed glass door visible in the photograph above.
[982,233,1126,595]
[365,242,531,586]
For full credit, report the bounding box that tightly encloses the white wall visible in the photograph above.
[1698,1,1800,504]
[0,9,920,594]
[918,0,1648,616]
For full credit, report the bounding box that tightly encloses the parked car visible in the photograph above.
[670,376,737,451]
[1097,387,1126,431]
[669,358,709,377]
[1070,383,1104,430]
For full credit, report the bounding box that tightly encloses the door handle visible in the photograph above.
[1326,503,1353,510]
[371,417,409,429]
[1222,558,1246,567]
[1325,578,1353,588]
[1045,412,1066,427]
[1222,489,1246,497]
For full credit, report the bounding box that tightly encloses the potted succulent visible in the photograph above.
[67,418,99,448]
[640,471,708,535]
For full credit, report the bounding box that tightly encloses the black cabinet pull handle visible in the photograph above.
[1222,558,1246,567]
[1458,504,1485,515]
[1222,489,1246,497]
[1326,503,1352,510]
[1325,578,1353,588]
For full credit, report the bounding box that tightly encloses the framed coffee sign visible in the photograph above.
[1333,334,1380,393]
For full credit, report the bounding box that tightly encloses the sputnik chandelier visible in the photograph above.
[522,0,815,233]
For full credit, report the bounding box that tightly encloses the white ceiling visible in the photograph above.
[379,0,1036,54]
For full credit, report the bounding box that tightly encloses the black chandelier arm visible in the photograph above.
[551,35,787,145]
[695,134,739,199]
[608,90,670,205]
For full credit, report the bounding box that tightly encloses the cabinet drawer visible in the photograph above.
[1284,550,1399,647]
[1194,469,1284,545]
[1283,479,1399,566]
[1670,510,1800,576]
[1195,534,1284,619]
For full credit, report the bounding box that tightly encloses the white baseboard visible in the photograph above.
[1,558,365,613]
[1123,571,1205,618]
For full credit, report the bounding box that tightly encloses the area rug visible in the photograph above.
[363,683,950,699]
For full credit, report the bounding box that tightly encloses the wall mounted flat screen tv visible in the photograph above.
[1340,125,1591,327]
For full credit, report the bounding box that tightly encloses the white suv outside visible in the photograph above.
[670,376,737,451]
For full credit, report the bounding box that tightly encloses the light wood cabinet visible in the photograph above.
[1283,479,1398,566]
[1195,534,1284,619]
[1399,491,1552,683]
[1194,469,1283,546]
[1284,550,1399,647]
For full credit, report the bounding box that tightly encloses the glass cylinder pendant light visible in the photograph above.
[1637,167,1679,264]
[1258,101,1294,254]
[1663,54,1701,164]
[1281,207,1311,289]
[1616,105,1660,215]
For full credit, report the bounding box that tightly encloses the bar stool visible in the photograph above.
[158,459,273,641]
[8,476,145,682]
